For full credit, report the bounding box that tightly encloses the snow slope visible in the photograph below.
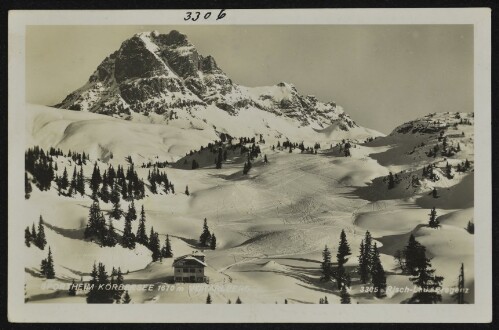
[24,107,474,304]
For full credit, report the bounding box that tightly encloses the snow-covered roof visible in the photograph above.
[173,254,207,267]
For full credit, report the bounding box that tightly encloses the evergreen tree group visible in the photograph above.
[25,146,88,194]
[87,263,126,304]
[83,200,119,247]
[357,231,386,297]
[394,234,427,275]
[25,147,55,191]
[319,296,329,304]
[147,167,174,194]
[25,215,47,250]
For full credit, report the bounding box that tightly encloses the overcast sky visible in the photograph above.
[26,25,473,133]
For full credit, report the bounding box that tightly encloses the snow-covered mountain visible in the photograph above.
[55,30,382,142]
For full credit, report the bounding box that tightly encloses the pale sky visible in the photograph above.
[26,25,473,133]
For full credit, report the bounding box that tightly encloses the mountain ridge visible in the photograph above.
[55,30,381,141]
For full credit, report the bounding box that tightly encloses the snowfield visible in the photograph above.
[24,104,474,304]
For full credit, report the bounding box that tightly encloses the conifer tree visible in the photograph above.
[103,218,117,247]
[77,167,85,196]
[149,227,161,262]
[90,163,102,196]
[206,293,212,304]
[125,200,137,222]
[36,215,47,250]
[43,247,55,279]
[121,215,136,249]
[122,291,132,304]
[25,172,32,199]
[113,268,124,303]
[61,167,69,190]
[453,263,466,304]
[337,229,351,266]
[388,172,395,189]
[403,234,427,275]
[466,221,474,234]
[31,223,37,243]
[370,243,386,298]
[199,218,211,247]
[358,240,369,284]
[428,207,439,228]
[150,180,157,194]
[100,181,110,203]
[340,286,351,304]
[235,296,242,304]
[85,200,102,239]
[358,230,374,284]
[25,227,31,247]
[69,167,77,196]
[408,257,444,304]
[321,245,333,282]
[161,234,173,258]
[136,205,148,246]
[335,229,352,289]
[110,184,122,219]
[68,279,77,296]
[210,233,217,250]
[86,263,99,303]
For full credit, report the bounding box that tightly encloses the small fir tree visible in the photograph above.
[408,258,444,304]
[199,218,211,247]
[370,243,386,298]
[428,207,439,228]
[161,235,173,258]
[35,215,47,250]
[320,245,333,282]
[210,233,217,250]
[68,279,77,296]
[340,286,351,304]
[122,291,132,304]
[136,205,148,246]
[25,172,32,199]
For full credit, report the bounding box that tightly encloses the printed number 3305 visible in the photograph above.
[184,10,226,21]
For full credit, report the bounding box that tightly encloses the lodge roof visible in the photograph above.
[173,254,207,267]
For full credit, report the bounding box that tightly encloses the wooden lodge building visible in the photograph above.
[172,251,209,283]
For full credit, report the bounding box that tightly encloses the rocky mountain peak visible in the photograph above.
[55,30,374,136]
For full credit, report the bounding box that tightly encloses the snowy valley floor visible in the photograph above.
[24,144,474,304]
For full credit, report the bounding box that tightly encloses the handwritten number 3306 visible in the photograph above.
[184,10,226,21]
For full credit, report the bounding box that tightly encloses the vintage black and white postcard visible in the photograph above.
[8,9,492,323]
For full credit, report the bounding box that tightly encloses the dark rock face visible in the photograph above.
[55,30,355,130]
[114,37,168,83]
